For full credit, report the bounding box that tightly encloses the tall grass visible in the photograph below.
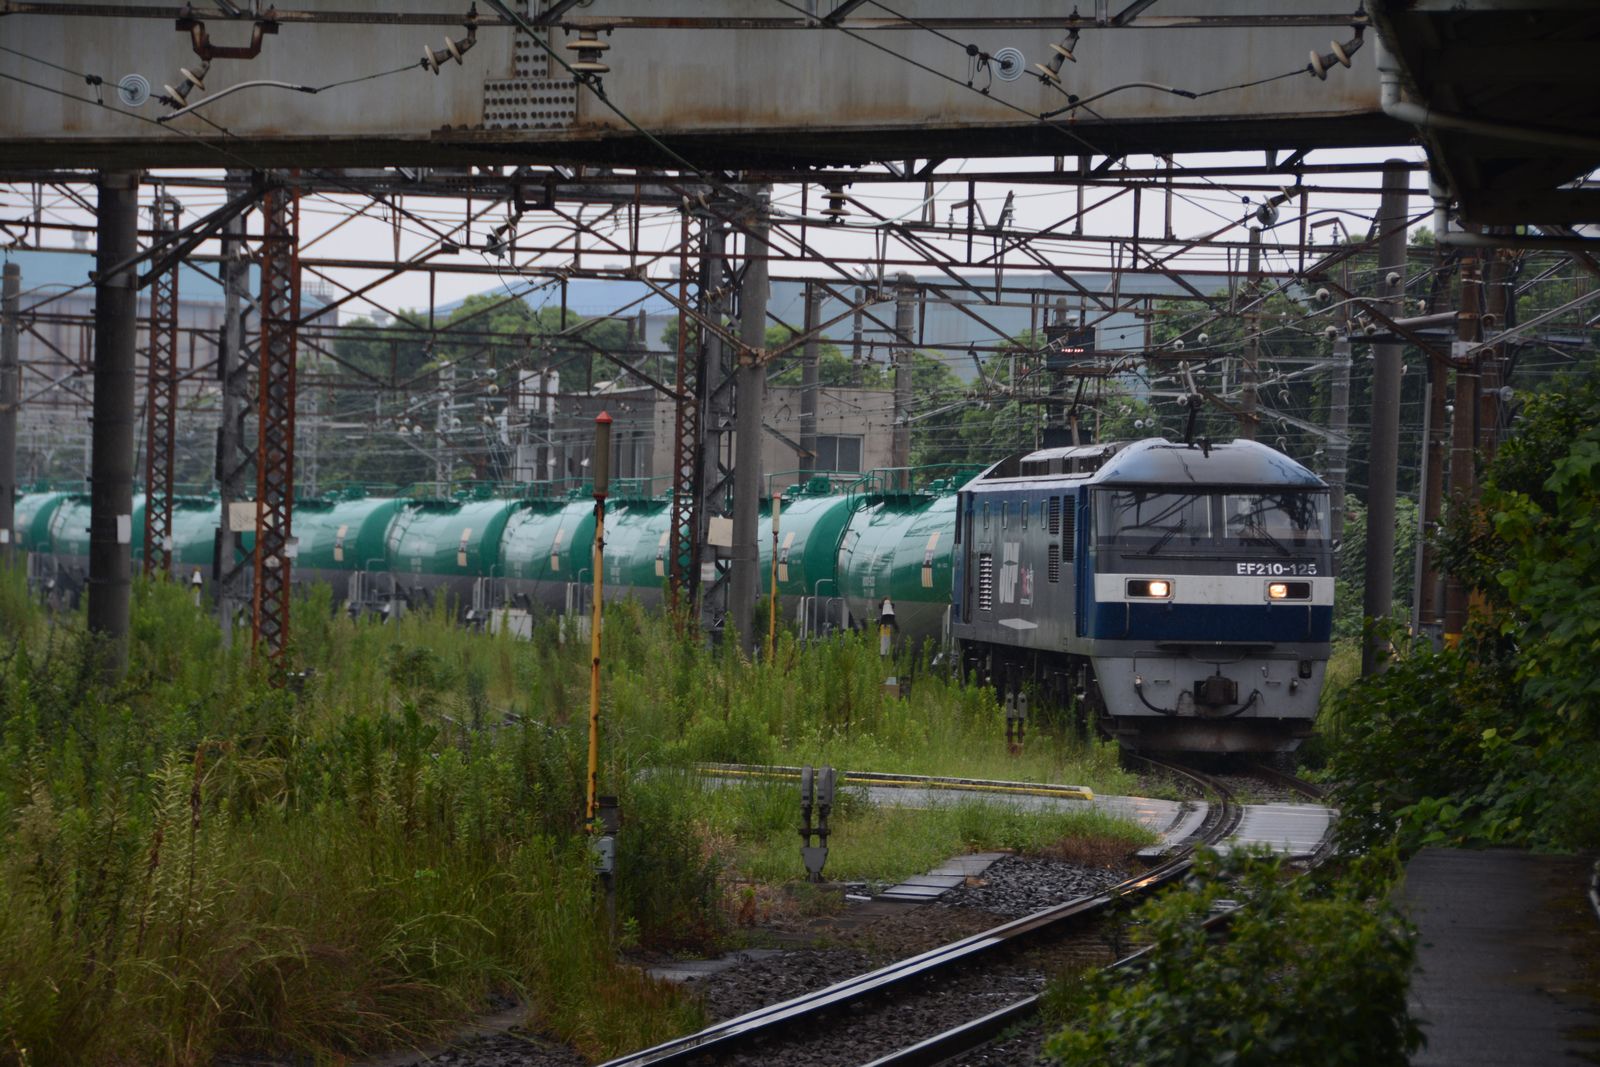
[0,569,1143,1065]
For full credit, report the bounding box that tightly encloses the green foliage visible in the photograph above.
[1325,369,1600,853]
[1331,496,1418,639]
[1044,849,1422,1067]
[0,586,700,1065]
[0,574,1148,1064]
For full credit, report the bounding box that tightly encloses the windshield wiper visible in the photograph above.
[1144,518,1186,556]
[1240,521,1292,557]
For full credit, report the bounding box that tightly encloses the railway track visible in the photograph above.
[600,759,1306,1067]
[867,760,1333,1067]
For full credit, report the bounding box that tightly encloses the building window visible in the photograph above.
[815,434,863,472]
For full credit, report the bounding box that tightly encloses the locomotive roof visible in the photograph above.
[1087,438,1326,489]
[969,438,1326,490]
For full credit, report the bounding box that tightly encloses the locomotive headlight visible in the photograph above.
[1268,582,1289,600]
[1127,578,1173,599]
[1266,580,1311,601]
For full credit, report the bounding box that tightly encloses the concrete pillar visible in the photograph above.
[0,262,19,564]
[730,190,770,654]
[88,170,140,680]
[1361,161,1409,676]
[1241,227,1262,439]
[1441,250,1481,643]
[798,281,820,479]
[892,273,916,486]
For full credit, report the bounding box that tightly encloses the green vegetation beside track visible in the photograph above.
[0,575,1144,1065]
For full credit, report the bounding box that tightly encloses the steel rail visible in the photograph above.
[597,758,1237,1067]
[864,763,1331,1067]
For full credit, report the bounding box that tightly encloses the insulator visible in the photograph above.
[1309,49,1328,80]
[1315,287,1330,302]
[1324,325,1338,339]
[566,29,610,74]
[1197,331,1209,345]
[1330,39,1352,68]
[1034,32,1078,82]
[822,184,849,221]
[179,67,206,91]
[1172,338,1185,350]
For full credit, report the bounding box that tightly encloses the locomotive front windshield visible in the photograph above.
[1221,492,1330,549]
[1096,491,1213,547]
[1095,489,1330,554]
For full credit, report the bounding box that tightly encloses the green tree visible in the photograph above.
[1327,369,1600,852]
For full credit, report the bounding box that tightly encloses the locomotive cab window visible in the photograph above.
[1095,490,1212,549]
[1223,492,1331,548]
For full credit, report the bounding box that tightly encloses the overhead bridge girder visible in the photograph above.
[0,2,1393,170]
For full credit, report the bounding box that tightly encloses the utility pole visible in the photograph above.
[1415,249,1454,639]
[435,360,455,495]
[216,173,254,649]
[730,189,770,655]
[892,273,916,485]
[1441,248,1481,645]
[0,262,19,565]
[1361,161,1408,676]
[1326,259,1353,542]
[1240,227,1262,439]
[798,281,820,479]
[1480,249,1509,465]
[851,285,865,376]
[88,170,140,681]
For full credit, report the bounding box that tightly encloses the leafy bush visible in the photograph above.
[1044,849,1421,1067]
[1325,370,1600,853]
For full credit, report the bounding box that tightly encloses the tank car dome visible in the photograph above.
[1087,438,1325,488]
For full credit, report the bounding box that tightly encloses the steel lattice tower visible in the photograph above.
[251,183,300,673]
[141,192,181,578]
[666,210,706,616]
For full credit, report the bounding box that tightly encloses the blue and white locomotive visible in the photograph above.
[951,438,1333,753]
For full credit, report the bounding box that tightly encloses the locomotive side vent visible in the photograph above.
[1047,543,1061,583]
[977,553,994,612]
[1062,507,1076,560]
[1048,496,1061,535]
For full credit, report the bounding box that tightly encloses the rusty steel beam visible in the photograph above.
[141,192,181,579]
[251,182,299,676]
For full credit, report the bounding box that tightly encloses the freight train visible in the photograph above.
[12,438,1332,752]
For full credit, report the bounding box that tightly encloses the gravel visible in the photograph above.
[372,1030,589,1067]
[933,855,1132,917]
